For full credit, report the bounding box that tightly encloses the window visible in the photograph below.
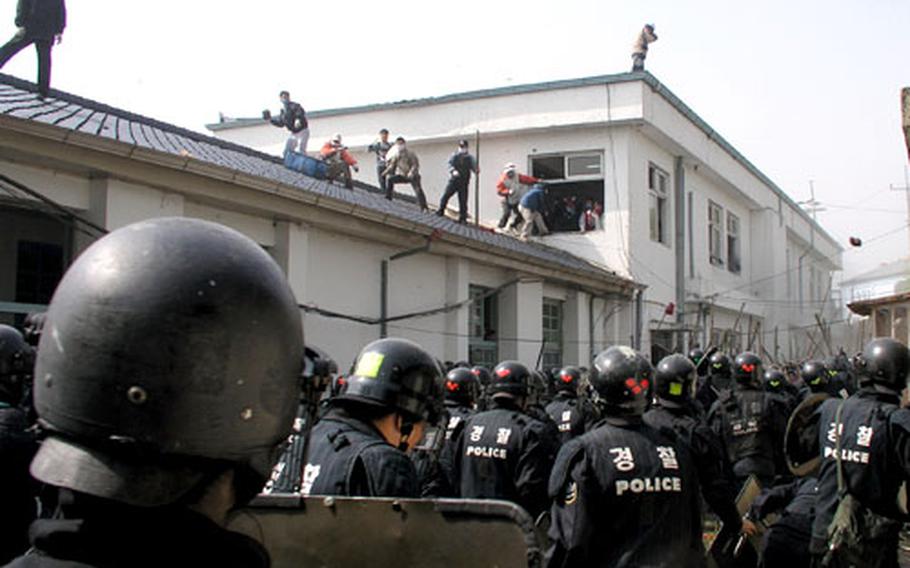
[542,298,564,369]
[528,152,605,235]
[16,240,64,305]
[469,285,498,367]
[531,153,602,181]
[648,164,669,244]
[708,201,724,266]
[726,212,741,274]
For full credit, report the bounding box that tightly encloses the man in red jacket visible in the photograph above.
[320,134,359,190]
[0,0,66,98]
[495,163,540,233]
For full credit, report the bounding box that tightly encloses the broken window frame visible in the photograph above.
[648,163,669,245]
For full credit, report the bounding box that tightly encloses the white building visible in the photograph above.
[211,71,844,362]
[0,73,638,370]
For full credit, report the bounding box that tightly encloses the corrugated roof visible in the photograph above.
[0,73,633,289]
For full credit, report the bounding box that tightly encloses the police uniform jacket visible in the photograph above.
[302,406,419,498]
[545,393,596,445]
[707,384,789,484]
[0,404,38,564]
[644,400,741,530]
[546,416,705,568]
[809,388,910,555]
[2,495,269,568]
[455,397,557,518]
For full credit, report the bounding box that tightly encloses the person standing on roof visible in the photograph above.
[436,139,478,224]
[0,0,66,99]
[518,183,549,241]
[495,163,540,233]
[320,134,359,190]
[632,23,658,72]
[263,90,309,156]
[367,128,393,193]
[383,137,429,211]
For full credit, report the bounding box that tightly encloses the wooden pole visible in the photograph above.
[474,130,481,226]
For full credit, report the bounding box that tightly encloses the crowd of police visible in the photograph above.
[1,217,910,567]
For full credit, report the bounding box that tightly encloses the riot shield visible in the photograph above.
[785,393,829,477]
[229,495,544,567]
[705,475,764,563]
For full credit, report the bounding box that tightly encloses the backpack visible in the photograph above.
[823,401,897,567]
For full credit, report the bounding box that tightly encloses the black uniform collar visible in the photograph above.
[490,397,524,412]
[554,391,577,400]
[855,386,901,404]
[29,495,270,567]
[322,406,389,442]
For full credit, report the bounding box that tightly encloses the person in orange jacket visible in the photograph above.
[320,134,359,189]
[495,163,540,233]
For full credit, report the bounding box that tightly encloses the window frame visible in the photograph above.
[468,285,498,367]
[541,298,564,369]
[726,211,741,274]
[708,200,724,267]
[530,151,603,181]
[648,163,670,245]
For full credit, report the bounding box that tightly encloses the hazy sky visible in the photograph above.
[0,0,907,280]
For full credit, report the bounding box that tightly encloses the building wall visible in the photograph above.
[0,157,610,370]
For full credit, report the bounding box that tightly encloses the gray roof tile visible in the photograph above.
[0,72,631,287]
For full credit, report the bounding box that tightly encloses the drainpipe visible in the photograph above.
[674,156,686,351]
[380,231,440,338]
[633,289,644,351]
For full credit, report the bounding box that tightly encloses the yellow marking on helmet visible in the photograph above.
[355,352,385,378]
[669,383,683,396]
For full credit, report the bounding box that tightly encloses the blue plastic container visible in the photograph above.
[284,151,328,179]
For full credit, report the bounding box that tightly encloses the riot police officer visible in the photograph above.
[809,338,910,566]
[420,366,479,496]
[545,366,597,444]
[454,360,557,519]
[471,365,492,410]
[764,367,799,412]
[4,217,305,568]
[547,346,705,567]
[800,359,835,398]
[708,352,789,487]
[748,476,819,567]
[302,337,443,498]
[697,351,734,412]
[644,354,747,553]
[825,353,857,397]
[0,325,38,563]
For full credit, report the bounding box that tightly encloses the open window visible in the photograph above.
[529,152,604,235]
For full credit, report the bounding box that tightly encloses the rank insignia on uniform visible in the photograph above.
[565,481,578,505]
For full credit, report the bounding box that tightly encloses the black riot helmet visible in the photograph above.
[763,368,787,394]
[732,352,763,387]
[800,360,829,392]
[590,346,652,416]
[856,337,910,392]
[555,366,582,395]
[30,217,304,507]
[489,361,530,398]
[339,337,444,424]
[0,324,31,403]
[470,366,492,389]
[444,367,478,406]
[708,352,732,378]
[654,354,697,406]
[687,348,706,366]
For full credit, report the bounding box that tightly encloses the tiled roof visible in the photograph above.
[0,73,633,289]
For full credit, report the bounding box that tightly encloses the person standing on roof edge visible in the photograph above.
[383,137,428,212]
[436,139,478,224]
[263,90,309,156]
[0,0,66,99]
[368,128,393,193]
[632,23,657,72]
[495,163,540,233]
